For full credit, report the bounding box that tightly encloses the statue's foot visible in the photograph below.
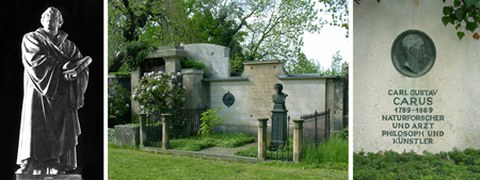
[15,165,42,175]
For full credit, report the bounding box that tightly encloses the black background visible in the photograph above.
[0,0,104,178]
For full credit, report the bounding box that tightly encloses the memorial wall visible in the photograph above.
[354,0,480,153]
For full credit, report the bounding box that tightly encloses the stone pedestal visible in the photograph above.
[257,118,269,160]
[17,174,82,180]
[293,119,304,163]
[161,114,171,150]
[271,109,288,149]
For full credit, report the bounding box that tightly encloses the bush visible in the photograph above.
[354,149,480,179]
[132,71,186,137]
[198,107,223,136]
[181,58,211,78]
[108,81,131,125]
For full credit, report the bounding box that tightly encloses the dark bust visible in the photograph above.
[272,83,288,110]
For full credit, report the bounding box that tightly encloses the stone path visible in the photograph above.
[199,142,257,156]
[142,142,259,163]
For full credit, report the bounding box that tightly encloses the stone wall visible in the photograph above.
[354,0,480,153]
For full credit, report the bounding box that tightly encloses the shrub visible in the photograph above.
[108,81,131,125]
[181,58,211,78]
[198,107,223,136]
[132,71,186,137]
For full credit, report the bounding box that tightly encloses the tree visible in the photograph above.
[323,50,348,76]
[185,0,348,75]
[184,0,251,75]
[108,0,350,74]
[242,0,322,62]
[108,0,192,71]
[285,50,321,74]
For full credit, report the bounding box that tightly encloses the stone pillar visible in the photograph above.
[161,114,171,150]
[325,78,335,137]
[182,69,206,109]
[147,47,187,73]
[130,68,142,118]
[293,119,304,163]
[257,118,269,160]
[138,113,147,148]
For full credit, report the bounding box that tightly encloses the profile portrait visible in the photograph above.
[391,30,436,77]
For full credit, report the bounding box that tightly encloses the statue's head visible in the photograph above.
[400,34,427,73]
[41,7,63,33]
[274,83,283,94]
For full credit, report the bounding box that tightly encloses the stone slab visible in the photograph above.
[16,174,82,180]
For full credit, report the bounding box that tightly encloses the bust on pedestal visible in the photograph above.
[270,83,288,150]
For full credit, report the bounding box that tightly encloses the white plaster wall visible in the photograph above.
[183,44,230,79]
[354,0,480,153]
[209,81,256,134]
[280,79,327,120]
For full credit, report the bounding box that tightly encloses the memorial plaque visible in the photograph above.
[391,30,436,77]
[222,91,235,108]
[354,0,480,153]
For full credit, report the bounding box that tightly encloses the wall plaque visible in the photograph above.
[391,30,436,77]
[222,91,235,108]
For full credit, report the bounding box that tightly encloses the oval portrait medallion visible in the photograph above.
[222,91,235,108]
[391,30,436,77]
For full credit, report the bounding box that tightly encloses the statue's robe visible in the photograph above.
[17,28,89,170]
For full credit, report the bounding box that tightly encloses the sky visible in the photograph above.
[302,26,351,69]
[301,3,351,70]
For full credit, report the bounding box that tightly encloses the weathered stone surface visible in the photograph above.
[114,125,139,147]
[182,68,207,109]
[183,44,230,79]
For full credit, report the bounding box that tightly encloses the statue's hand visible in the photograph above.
[63,69,77,81]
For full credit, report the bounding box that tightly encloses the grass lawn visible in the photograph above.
[108,147,347,179]
[169,133,255,151]
[354,149,480,179]
[235,136,348,170]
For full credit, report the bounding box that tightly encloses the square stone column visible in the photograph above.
[147,47,187,73]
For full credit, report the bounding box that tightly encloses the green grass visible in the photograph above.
[108,147,347,179]
[235,136,348,170]
[303,136,348,164]
[354,148,480,179]
[168,133,255,151]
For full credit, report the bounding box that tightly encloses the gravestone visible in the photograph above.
[354,0,480,153]
[271,83,288,149]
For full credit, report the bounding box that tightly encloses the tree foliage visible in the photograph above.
[442,0,480,40]
[108,0,350,74]
[356,0,480,40]
[320,0,349,36]
[285,51,321,74]
[322,51,348,76]
[108,0,192,71]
